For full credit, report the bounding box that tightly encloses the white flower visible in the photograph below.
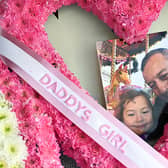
[0,108,11,122]
[9,161,25,168]
[0,155,9,168]
[0,120,19,138]
[4,136,28,163]
[0,139,4,151]
[0,160,8,168]
[0,94,11,110]
[0,93,28,166]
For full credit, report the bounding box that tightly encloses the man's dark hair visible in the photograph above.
[141,48,168,72]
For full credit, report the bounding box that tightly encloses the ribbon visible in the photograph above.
[0,29,168,168]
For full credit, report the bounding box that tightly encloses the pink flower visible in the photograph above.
[0,0,8,16]
[25,155,41,168]
[155,136,168,159]
[7,0,26,13]
[0,17,14,30]
[1,0,167,167]
[35,115,63,168]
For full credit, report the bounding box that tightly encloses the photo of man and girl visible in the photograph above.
[96,31,168,145]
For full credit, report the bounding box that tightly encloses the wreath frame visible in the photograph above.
[0,0,167,167]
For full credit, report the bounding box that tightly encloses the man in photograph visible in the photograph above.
[141,48,168,101]
[141,48,168,140]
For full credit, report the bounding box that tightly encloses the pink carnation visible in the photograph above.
[0,0,167,167]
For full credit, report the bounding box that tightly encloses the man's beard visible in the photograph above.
[159,90,168,101]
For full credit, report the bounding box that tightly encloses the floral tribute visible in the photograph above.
[0,93,27,168]
[154,124,168,159]
[0,72,63,168]
[0,0,167,168]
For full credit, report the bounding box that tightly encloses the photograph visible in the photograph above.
[97,31,168,144]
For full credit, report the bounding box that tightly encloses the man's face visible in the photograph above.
[143,53,168,100]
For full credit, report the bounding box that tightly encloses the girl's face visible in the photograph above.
[123,95,153,135]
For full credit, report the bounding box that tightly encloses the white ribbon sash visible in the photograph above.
[0,29,168,168]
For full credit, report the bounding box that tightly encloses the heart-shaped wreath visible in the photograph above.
[0,0,167,167]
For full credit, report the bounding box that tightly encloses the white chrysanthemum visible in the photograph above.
[4,136,28,163]
[0,94,12,110]
[0,139,4,151]
[0,159,8,168]
[0,155,9,168]
[0,100,8,109]
[0,120,19,138]
[0,108,12,123]
[9,161,25,168]
[0,93,28,166]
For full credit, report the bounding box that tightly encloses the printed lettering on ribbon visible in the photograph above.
[1,29,168,168]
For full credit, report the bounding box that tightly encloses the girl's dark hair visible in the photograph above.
[115,89,153,121]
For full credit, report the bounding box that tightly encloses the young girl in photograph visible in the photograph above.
[115,88,154,136]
